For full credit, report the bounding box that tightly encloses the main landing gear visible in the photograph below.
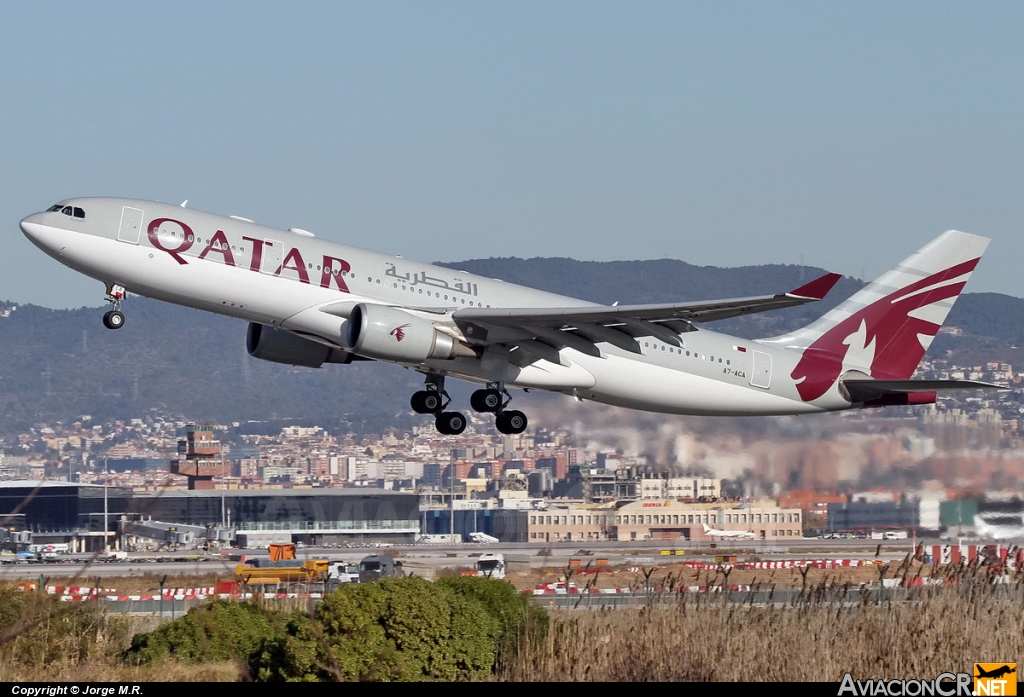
[411,378,528,436]
[411,375,467,436]
[102,283,127,330]
[471,382,528,435]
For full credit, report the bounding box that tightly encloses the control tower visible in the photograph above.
[170,422,230,490]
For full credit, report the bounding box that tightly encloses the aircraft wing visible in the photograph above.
[842,378,1007,403]
[452,273,841,359]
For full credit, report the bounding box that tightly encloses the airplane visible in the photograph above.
[972,514,1024,541]
[20,197,1004,436]
[975,665,1016,680]
[702,523,757,540]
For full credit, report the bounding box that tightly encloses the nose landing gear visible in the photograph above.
[102,284,127,330]
[411,375,467,436]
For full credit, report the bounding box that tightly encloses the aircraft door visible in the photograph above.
[260,239,282,275]
[117,206,144,244]
[750,351,772,389]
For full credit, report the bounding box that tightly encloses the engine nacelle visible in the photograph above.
[346,304,472,362]
[247,323,359,368]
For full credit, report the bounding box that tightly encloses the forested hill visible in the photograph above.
[436,257,1024,344]
[0,258,1020,434]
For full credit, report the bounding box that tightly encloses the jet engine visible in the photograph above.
[247,323,360,368]
[346,303,475,362]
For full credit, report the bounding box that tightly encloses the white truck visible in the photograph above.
[469,532,499,544]
[325,561,360,591]
[475,553,505,579]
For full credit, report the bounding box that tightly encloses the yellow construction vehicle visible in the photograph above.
[235,543,330,593]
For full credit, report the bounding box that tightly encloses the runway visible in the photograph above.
[0,537,943,580]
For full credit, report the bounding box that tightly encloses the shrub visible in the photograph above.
[124,599,280,666]
[436,575,548,667]
[251,577,499,681]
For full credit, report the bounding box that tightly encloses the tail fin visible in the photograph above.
[761,230,989,402]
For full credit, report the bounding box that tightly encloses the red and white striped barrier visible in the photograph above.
[46,586,117,595]
[60,592,324,602]
[924,545,1023,568]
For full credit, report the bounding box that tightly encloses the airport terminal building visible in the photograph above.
[0,481,419,550]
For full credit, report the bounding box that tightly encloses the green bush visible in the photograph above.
[251,577,499,681]
[124,599,281,665]
[436,576,548,668]
[122,577,547,681]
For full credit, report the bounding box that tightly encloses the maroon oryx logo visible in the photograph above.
[791,258,979,402]
[390,323,411,342]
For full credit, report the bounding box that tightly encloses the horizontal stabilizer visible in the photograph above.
[842,378,1006,403]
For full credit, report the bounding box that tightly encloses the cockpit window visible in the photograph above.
[49,205,85,219]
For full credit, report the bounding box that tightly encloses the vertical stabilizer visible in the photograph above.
[760,230,989,402]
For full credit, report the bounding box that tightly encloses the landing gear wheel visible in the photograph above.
[495,410,527,435]
[102,310,125,330]
[435,411,467,436]
[411,391,442,414]
[470,388,503,413]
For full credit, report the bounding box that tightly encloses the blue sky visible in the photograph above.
[2,2,1023,308]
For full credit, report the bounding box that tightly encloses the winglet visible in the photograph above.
[787,272,842,300]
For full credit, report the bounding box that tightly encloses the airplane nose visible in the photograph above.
[19,212,46,242]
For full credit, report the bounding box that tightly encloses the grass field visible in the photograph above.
[504,580,1024,681]
[0,557,1018,682]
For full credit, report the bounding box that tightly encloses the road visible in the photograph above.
[0,537,942,580]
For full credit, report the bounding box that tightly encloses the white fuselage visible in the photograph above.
[20,197,851,417]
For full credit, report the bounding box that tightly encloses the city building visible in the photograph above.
[613,500,803,541]
[0,480,419,550]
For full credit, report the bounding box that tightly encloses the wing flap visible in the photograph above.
[452,272,842,359]
[452,272,841,329]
